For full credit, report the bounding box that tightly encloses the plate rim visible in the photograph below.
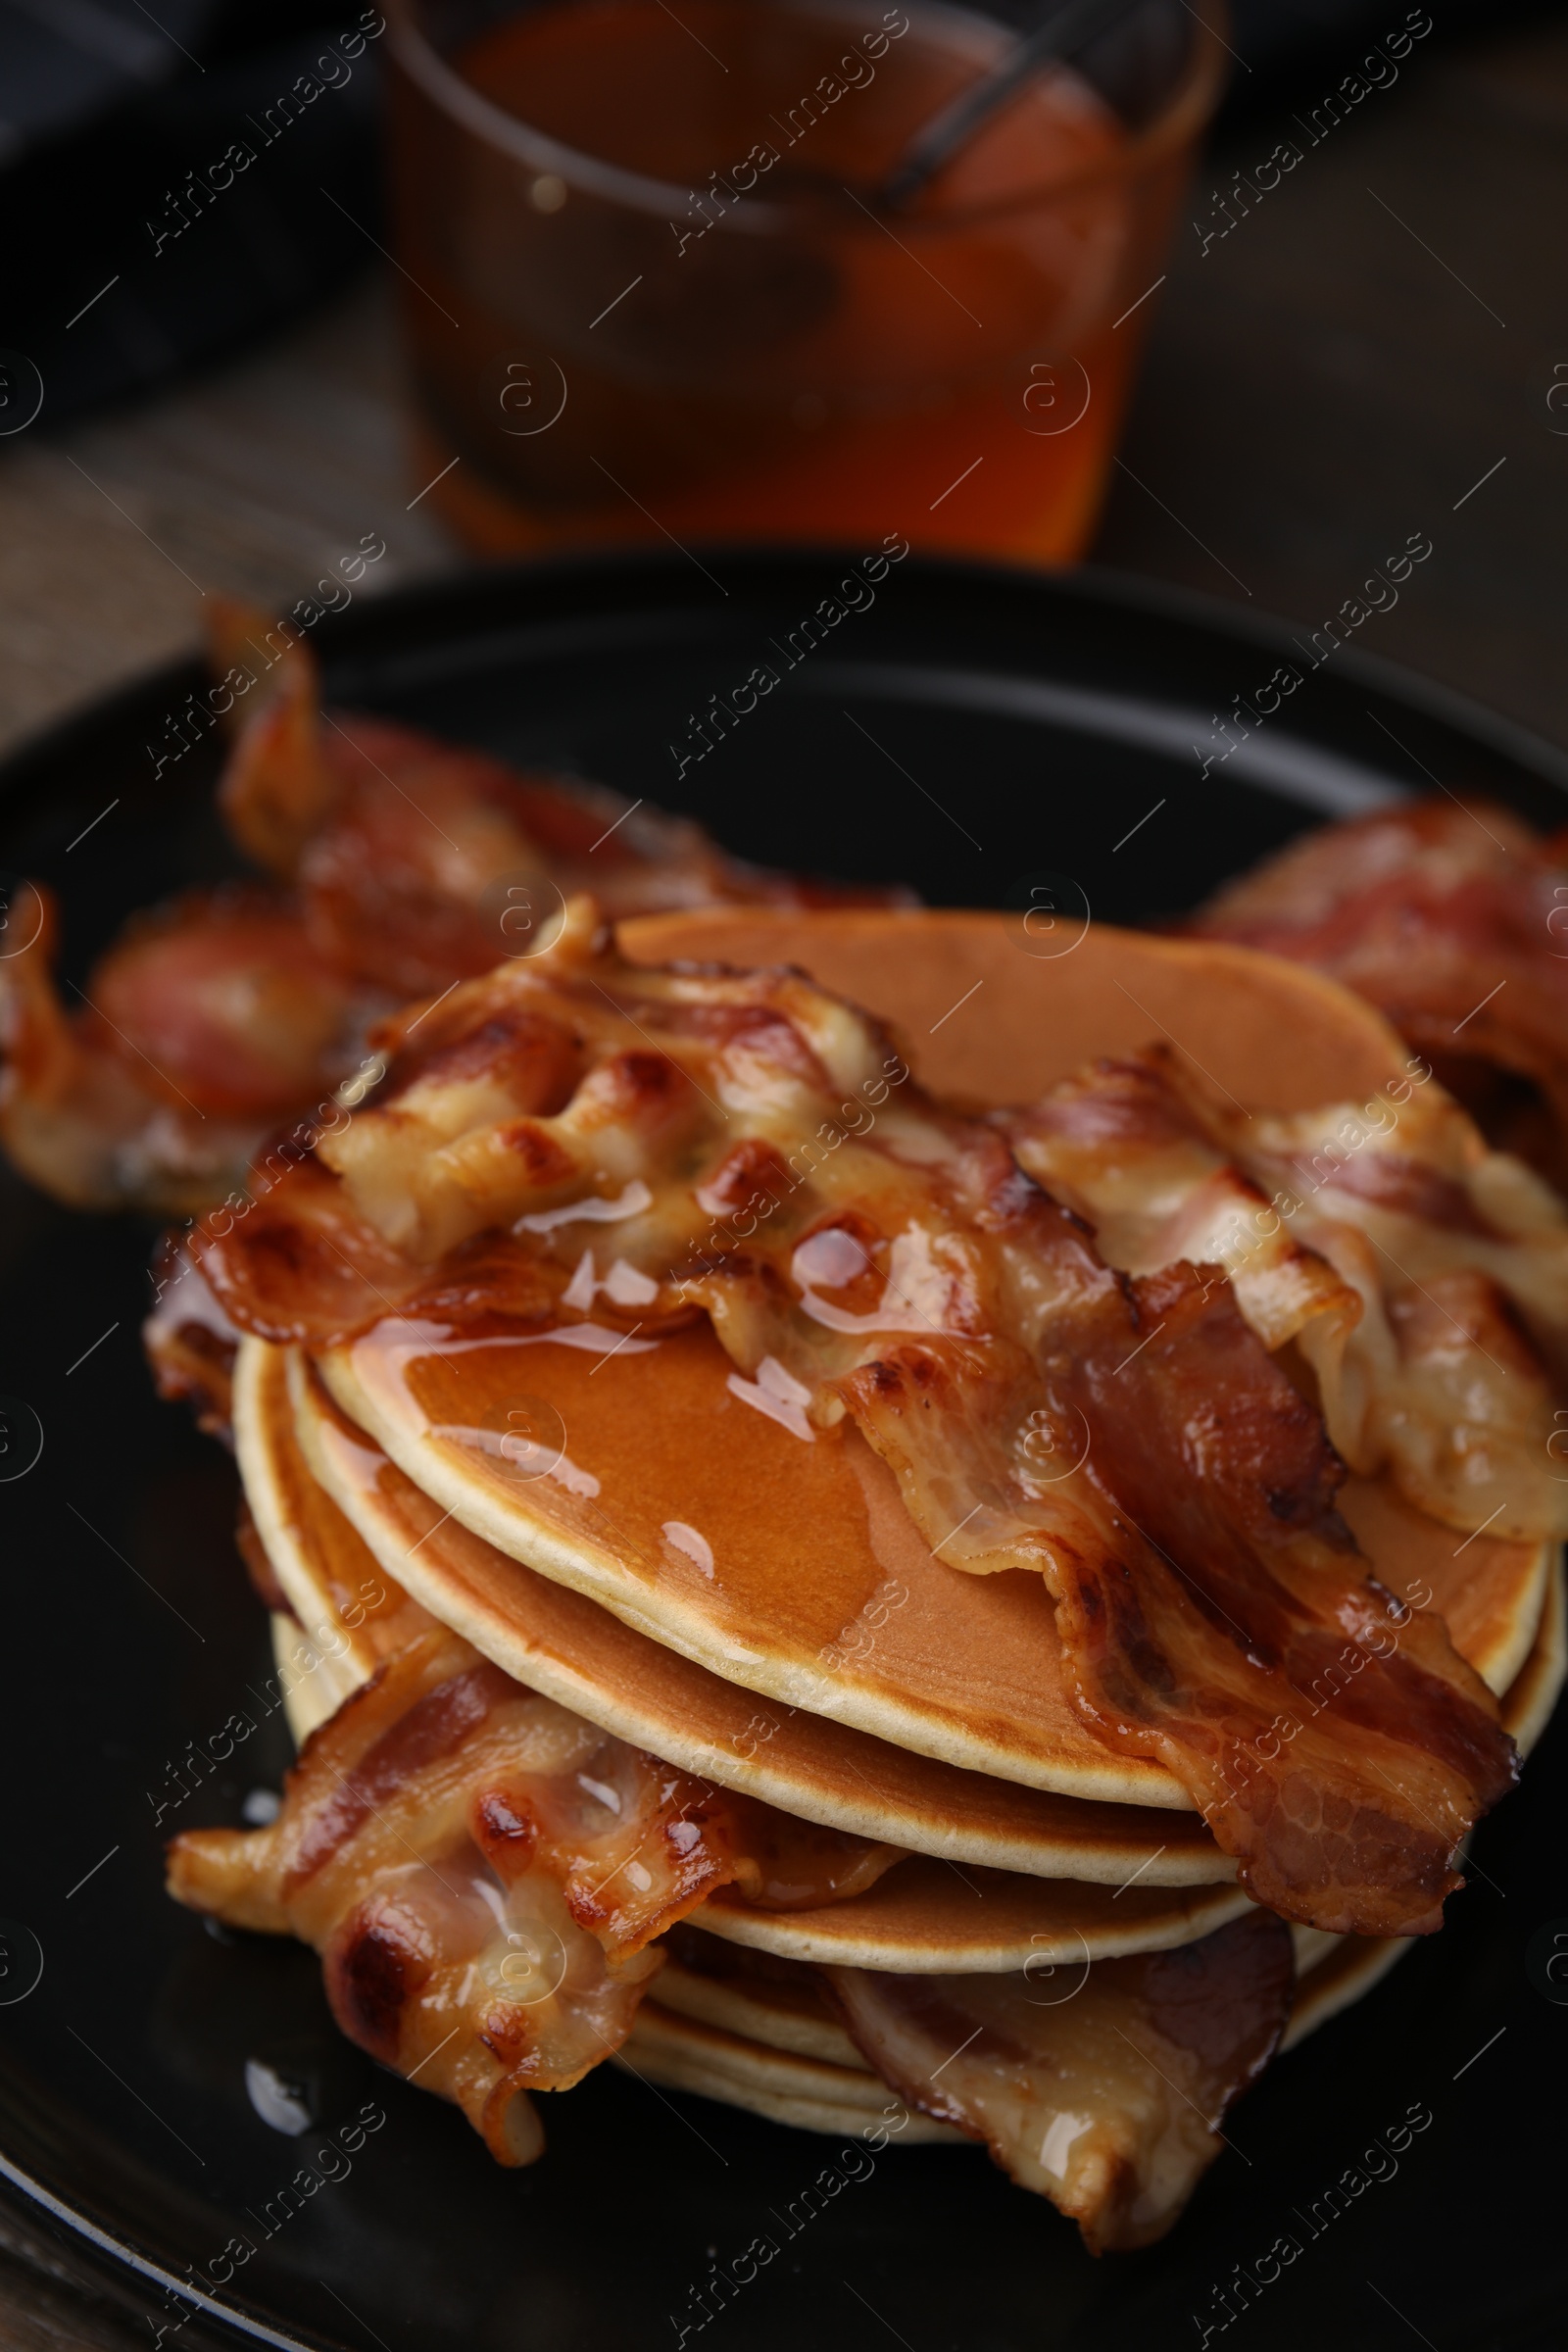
[1,547,1564,808]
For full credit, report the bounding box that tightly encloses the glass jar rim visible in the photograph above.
[386,0,1228,236]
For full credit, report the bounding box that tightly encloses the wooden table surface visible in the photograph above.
[1,12,1565,2343]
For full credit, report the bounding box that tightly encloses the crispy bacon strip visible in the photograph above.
[1204,1079,1568,1369]
[211,606,338,875]
[217,614,900,998]
[0,618,900,1213]
[826,1911,1295,2251]
[1188,798,1568,1180]
[1002,1052,1568,1543]
[839,1263,1513,1936]
[0,885,329,1213]
[1000,1054,1362,1353]
[143,1241,244,1441]
[188,910,1518,1935]
[168,1627,902,2161]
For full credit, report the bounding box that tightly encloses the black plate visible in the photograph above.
[3,550,1566,2352]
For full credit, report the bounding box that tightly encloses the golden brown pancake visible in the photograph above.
[617,909,1413,1114]
[616,2000,962,2142]
[257,1346,1561,1985]
[650,1941,865,2069]
[319,1314,1194,1805]
[202,903,1565,2220]
[269,1614,356,1743]
[242,1339,1258,1974]
[692,1860,1251,1973]
[258,1338,1230,1884]
[616,1932,1412,2139]
[236,1337,423,1691]
[1340,1474,1549,1699]
[642,1921,1398,2076]
[318,1309,1547,1801]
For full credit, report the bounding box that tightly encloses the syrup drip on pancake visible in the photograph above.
[188,906,1517,1936]
[277,1338,1235,1880]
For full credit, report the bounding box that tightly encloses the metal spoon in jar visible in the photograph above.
[876,0,1148,210]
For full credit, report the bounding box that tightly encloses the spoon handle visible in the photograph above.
[877,0,1145,209]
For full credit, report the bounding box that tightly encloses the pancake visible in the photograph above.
[690,1543,1561,1983]
[643,1926,1374,2077]
[235,1334,433,1686]
[161,894,1565,2236]
[239,1344,1252,1979]
[691,1859,1251,1973]
[615,2000,962,2143]
[269,1613,358,1743]
[318,1310,1546,1802]
[318,1315,1185,1805]
[616,908,1416,1115]
[615,1929,1416,2142]
[649,1936,865,2069]
[252,1329,1562,1942]
[1337,1476,1549,1700]
[254,1425,1561,1990]
[298,908,1545,1862]
[224,1478,1563,2242]
[643,1921,1404,2075]
[266,1337,1230,1885]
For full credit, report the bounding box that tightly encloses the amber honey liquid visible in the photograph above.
[389,0,1201,562]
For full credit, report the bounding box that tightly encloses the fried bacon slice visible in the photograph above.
[1187,798,1568,1181]
[0,619,900,1213]
[1205,1077,1568,1367]
[839,1266,1512,1936]
[217,613,898,995]
[1002,1053,1361,1359]
[1001,1050,1568,1543]
[188,906,1517,1935]
[0,883,352,1213]
[169,1626,902,2162]
[142,1241,248,1444]
[826,1910,1295,2251]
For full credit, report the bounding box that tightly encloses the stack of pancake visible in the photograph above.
[163,907,1566,2252]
